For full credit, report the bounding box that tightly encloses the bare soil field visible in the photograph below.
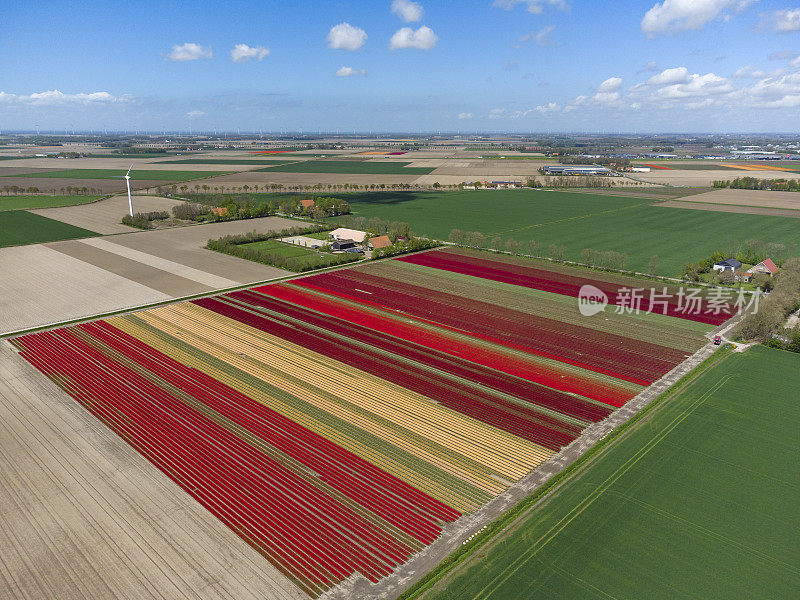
[0,216,298,334]
[658,200,800,218]
[680,188,800,210]
[635,169,800,187]
[30,195,184,234]
[0,340,304,600]
[0,244,170,334]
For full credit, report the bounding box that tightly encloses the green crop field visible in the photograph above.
[322,190,800,275]
[153,158,298,165]
[0,211,100,247]
[414,346,800,600]
[257,160,435,175]
[7,169,231,181]
[0,195,102,211]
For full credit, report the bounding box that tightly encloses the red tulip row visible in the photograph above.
[196,295,579,451]
[399,250,731,326]
[14,326,457,596]
[254,283,636,407]
[231,288,613,423]
[290,271,683,385]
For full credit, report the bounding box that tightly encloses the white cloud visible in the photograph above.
[457,112,473,119]
[489,108,507,119]
[762,8,800,32]
[517,25,556,48]
[648,66,691,85]
[597,77,623,92]
[641,0,755,36]
[187,110,205,118]
[0,90,128,106]
[335,66,366,77]
[327,23,368,51]
[535,102,561,113]
[230,44,270,63]
[166,42,213,62]
[391,0,424,22]
[493,0,570,14]
[656,72,732,98]
[389,26,438,50]
[733,65,767,78]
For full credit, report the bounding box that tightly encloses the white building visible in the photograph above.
[328,228,367,244]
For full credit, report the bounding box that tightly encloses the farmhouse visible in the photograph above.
[490,181,523,189]
[748,258,779,277]
[541,165,614,176]
[369,235,392,250]
[712,258,742,272]
[300,198,315,209]
[329,227,367,244]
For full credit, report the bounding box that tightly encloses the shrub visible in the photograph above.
[171,202,207,220]
[121,210,169,229]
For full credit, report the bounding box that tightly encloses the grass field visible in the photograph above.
[415,346,800,600]
[239,238,349,268]
[8,169,231,181]
[323,190,800,274]
[0,194,103,211]
[257,160,435,175]
[0,210,100,247]
[152,158,299,165]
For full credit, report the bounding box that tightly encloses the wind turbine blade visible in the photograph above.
[126,164,134,176]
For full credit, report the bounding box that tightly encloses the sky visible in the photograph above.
[4,0,800,133]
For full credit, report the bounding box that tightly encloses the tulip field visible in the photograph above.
[9,248,717,597]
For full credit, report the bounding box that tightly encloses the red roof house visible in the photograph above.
[747,259,779,277]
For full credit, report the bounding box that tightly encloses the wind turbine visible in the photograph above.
[113,165,135,216]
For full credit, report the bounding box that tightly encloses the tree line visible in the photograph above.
[713,176,800,191]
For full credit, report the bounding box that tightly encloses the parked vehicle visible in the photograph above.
[713,335,722,345]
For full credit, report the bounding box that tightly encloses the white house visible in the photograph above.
[328,228,367,244]
[712,258,742,272]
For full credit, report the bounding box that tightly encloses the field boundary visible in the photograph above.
[350,343,732,600]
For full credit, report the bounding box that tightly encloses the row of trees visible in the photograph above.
[2,185,106,195]
[158,182,465,196]
[713,177,800,191]
[179,194,351,221]
[736,257,800,340]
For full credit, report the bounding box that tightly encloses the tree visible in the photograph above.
[528,240,541,257]
[505,238,521,253]
[449,228,466,244]
[648,254,659,277]
[490,236,503,251]
[581,248,594,266]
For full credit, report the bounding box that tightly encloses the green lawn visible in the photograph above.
[153,159,298,165]
[238,238,354,269]
[417,346,800,600]
[0,195,102,211]
[8,169,231,181]
[321,190,800,275]
[256,160,435,175]
[0,211,100,247]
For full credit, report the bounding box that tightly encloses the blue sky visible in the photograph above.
[3,0,800,132]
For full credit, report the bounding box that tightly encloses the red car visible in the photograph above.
[713,335,722,345]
